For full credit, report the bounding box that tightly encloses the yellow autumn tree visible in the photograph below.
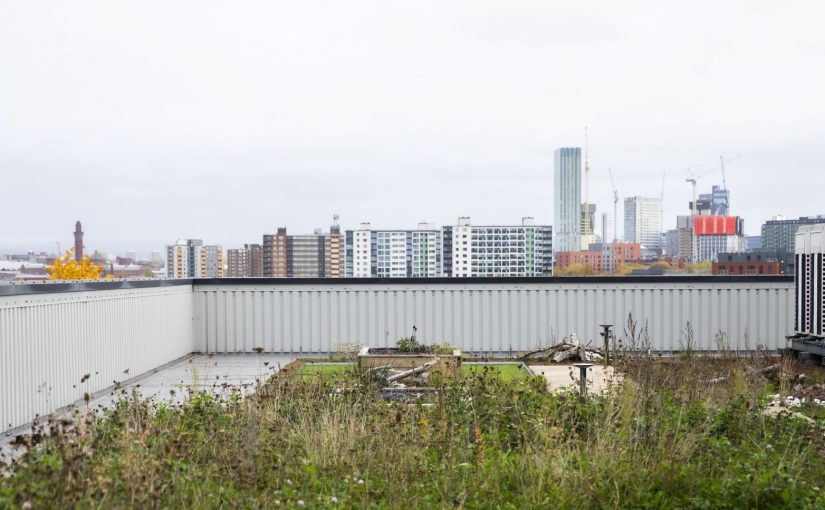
[47,249,105,280]
[684,261,712,274]
[613,262,649,275]
[555,263,598,276]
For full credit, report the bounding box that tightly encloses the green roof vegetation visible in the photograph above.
[3,357,825,508]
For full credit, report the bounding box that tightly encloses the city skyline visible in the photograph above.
[1,2,823,247]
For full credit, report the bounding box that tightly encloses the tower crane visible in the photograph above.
[718,154,740,210]
[678,155,742,263]
[608,168,618,243]
[685,169,699,263]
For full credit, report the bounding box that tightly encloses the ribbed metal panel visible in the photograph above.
[193,281,794,354]
[0,286,193,432]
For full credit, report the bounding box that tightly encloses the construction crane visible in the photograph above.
[718,154,740,210]
[685,168,699,263]
[687,155,740,214]
[608,168,618,243]
[683,156,741,263]
[691,155,740,184]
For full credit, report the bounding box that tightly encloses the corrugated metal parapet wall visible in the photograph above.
[192,279,795,354]
[0,277,797,432]
[0,285,193,432]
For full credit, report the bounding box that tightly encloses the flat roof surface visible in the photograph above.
[1,353,299,465]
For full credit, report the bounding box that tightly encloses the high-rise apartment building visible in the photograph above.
[166,239,222,278]
[166,241,190,279]
[263,228,288,277]
[263,225,343,278]
[248,243,263,277]
[194,245,223,278]
[227,248,248,277]
[288,234,324,278]
[410,225,441,278]
[349,223,373,277]
[761,215,825,253]
[326,226,343,277]
[345,223,442,278]
[446,217,553,277]
[227,244,263,277]
[553,148,581,253]
[675,215,693,261]
[624,196,662,252]
[166,239,203,278]
[664,229,678,257]
[600,213,613,245]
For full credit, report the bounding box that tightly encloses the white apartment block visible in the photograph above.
[346,222,442,278]
[411,224,441,278]
[452,217,473,277]
[449,217,553,277]
[375,231,408,278]
[624,196,662,250]
[351,223,372,277]
[601,212,613,245]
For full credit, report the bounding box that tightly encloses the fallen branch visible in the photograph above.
[387,358,440,383]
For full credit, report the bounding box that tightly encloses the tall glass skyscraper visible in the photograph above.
[554,147,582,253]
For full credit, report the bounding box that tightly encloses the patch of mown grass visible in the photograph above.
[295,363,355,382]
[460,363,528,382]
[3,358,825,509]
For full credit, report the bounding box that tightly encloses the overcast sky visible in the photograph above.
[1,1,823,254]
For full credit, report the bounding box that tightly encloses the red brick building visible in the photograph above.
[555,243,642,273]
[712,251,790,275]
[555,251,603,271]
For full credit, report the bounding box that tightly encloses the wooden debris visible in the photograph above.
[520,341,603,364]
[387,358,440,383]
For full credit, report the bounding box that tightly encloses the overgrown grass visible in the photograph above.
[3,357,825,509]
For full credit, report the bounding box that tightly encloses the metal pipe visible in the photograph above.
[599,324,613,365]
[573,362,593,398]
